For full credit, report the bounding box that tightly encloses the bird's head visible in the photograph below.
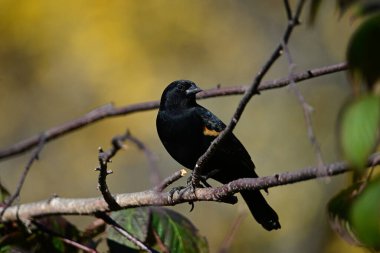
[159,80,202,110]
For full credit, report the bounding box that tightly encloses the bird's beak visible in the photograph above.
[186,85,202,96]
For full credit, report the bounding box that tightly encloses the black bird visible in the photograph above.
[156,80,280,231]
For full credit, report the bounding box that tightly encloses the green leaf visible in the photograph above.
[35,216,80,240]
[327,183,362,245]
[340,95,380,170]
[0,245,25,253]
[51,237,65,253]
[150,207,208,253]
[107,207,209,253]
[347,13,380,88]
[32,216,82,253]
[107,207,151,250]
[351,177,380,250]
[0,216,84,253]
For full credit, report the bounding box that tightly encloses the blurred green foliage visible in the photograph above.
[107,207,208,253]
[313,0,380,251]
[327,183,361,246]
[0,216,92,253]
[347,13,380,89]
[340,95,380,170]
[351,177,380,250]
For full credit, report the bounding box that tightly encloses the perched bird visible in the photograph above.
[156,80,280,231]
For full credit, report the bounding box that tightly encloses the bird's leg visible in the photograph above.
[181,167,226,199]
[167,170,207,201]
[167,186,196,212]
[168,169,238,210]
[189,168,220,188]
[187,169,217,189]
[167,171,208,210]
[196,168,239,204]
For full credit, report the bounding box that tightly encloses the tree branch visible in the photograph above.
[217,212,247,253]
[0,62,347,161]
[96,146,121,210]
[95,130,160,208]
[281,39,324,168]
[153,169,187,192]
[123,131,161,186]
[192,0,306,185]
[2,153,377,223]
[283,0,293,20]
[1,134,46,217]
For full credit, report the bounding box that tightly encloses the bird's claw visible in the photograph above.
[187,172,211,189]
[168,184,196,212]
[168,173,213,212]
[168,186,187,200]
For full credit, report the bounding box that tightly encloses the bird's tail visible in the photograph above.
[240,190,281,231]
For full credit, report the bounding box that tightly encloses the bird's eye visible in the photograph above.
[177,84,186,92]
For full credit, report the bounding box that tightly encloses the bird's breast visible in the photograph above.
[157,111,206,169]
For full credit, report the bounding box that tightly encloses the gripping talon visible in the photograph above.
[168,186,186,200]
[188,172,212,189]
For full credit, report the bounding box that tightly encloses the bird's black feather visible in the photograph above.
[156,80,280,231]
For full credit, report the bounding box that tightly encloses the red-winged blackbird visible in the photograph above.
[156,80,280,231]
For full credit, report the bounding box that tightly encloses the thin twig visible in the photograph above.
[153,169,187,192]
[83,218,106,239]
[95,130,162,207]
[152,230,169,253]
[281,40,325,168]
[96,147,120,210]
[0,62,348,161]
[95,132,131,210]
[283,0,293,20]
[3,153,379,222]
[123,131,161,187]
[217,212,248,253]
[1,134,46,217]
[95,212,157,253]
[192,0,307,185]
[103,130,161,187]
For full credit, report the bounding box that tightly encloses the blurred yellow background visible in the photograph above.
[0,0,366,252]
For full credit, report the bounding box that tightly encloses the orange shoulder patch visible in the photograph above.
[203,126,220,137]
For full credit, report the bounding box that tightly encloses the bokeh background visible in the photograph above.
[0,0,365,252]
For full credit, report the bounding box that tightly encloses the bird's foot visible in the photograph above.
[187,172,212,190]
[188,170,238,204]
[168,186,187,200]
[168,172,206,201]
[168,184,197,212]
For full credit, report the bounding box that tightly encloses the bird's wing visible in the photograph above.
[195,106,255,169]
[196,106,226,136]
